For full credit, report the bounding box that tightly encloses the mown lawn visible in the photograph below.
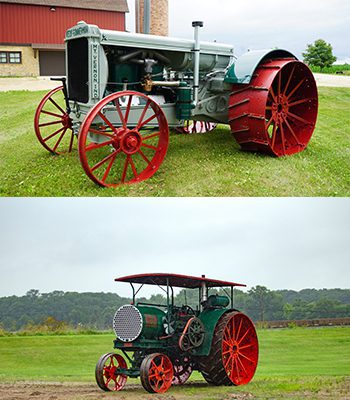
[0,87,349,196]
[0,327,349,399]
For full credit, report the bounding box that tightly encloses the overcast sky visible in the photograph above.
[0,198,349,298]
[126,0,350,62]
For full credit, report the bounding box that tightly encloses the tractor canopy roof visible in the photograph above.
[115,273,246,289]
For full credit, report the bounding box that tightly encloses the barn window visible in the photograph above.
[9,52,21,64]
[0,52,22,64]
[0,52,7,63]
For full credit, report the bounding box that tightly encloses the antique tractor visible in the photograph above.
[34,21,318,187]
[95,273,259,393]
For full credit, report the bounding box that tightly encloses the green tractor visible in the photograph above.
[96,273,258,393]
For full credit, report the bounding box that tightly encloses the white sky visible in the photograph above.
[0,198,349,297]
[126,0,350,62]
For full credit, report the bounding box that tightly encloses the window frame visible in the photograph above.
[0,51,22,64]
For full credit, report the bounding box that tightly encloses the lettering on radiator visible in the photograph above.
[91,44,99,99]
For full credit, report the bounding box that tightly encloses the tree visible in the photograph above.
[302,39,337,69]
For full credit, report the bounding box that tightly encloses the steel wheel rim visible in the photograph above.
[222,313,258,385]
[265,61,318,156]
[148,354,173,393]
[78,90,169,187]
[34,86,74,155]
[100,353,127,391]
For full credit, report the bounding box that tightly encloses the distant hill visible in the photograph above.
[0,287,349,331]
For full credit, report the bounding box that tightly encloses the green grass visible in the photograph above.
[0,88,349,196]
[310,64,350,76]
[0,327,349,399]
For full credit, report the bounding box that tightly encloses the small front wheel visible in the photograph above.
[34,86,74,154]
[95,353,127,391]
[140,353,174,393]
[78,91,169,187]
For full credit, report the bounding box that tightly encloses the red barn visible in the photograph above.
[0,0,129,76]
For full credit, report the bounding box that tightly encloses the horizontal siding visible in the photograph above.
[0,3,125,44]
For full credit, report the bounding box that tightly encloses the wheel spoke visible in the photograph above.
[52,128,67,152]
[137,99,151,129]
[287,77,306,99]
[283,64,296,96]
[43,126,65,142]
[277,70,282,96]
[238,351,254,363]
[41,109,63,118]
[121,155,130,183]
[141,143,157,151]
[115,100,127,129]
[91,151,117,172]
[271,122,278,150]
[85,139,114,152]
[124,95,133,125]
[102,153,117,183]
[235,318,243,341]
[287,111,310,125]
[266,116,274,129]
[142,131,160,141]
[97,112,118,135]
[237,355,248,376]
[138,112,158,130]
[39,119,63,128]
[280,123,286,155]
[129,156,138,178]
[138,149,153,166]
[284,118,301,145]
[239,343,254,351]
[269,86,277,102]
[288,97,314,107]
[238,327,251,345]
[89,128,114,139]
[48,96,65,114]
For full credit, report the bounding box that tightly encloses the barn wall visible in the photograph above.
[0,3,125,44]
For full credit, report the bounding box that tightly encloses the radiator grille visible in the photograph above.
[113,304,143,342]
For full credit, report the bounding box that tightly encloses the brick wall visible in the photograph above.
[136,0,168,36]
[0,45,39,77]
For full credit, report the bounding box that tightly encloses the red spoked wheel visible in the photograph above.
[78,91,169,187]
[140,353,174,393]
[34,86,74,154]
[172,356,193,385]
[222,312,259,386]
[229,58,318,156]
[95,353,127,392]
[199,311,258,386]
[176,120,217,134]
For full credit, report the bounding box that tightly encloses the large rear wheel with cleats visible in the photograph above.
[199,311,258,386]
[78,91,169,187]
[95,353,127,391]
[229,58,318,156]
[140,353,174,393]
[34,86,74,154]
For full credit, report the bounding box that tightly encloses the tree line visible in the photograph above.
[0,287,349,331]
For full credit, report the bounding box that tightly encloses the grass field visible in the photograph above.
[0,87,349,197]
[0,327,349,399]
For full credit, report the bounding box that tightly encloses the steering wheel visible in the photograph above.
[181,305,195,315]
